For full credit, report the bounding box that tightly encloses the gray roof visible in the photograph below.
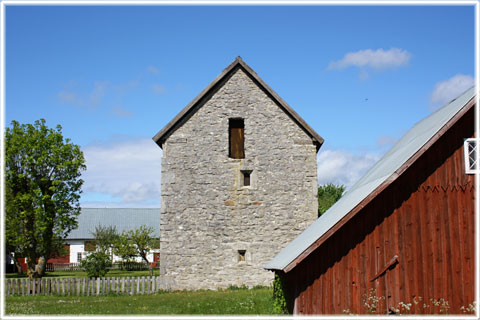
[265,87,476,271]
[152,56,324,151]
[67,208,160,239]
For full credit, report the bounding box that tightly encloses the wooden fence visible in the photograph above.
[45,262,82,271]
[4,276,162,296]
[44,261,159,272]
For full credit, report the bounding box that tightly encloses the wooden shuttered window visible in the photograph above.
[229,119,245,159]
[84,241,96,252]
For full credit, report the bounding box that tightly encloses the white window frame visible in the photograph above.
[464,138,479,174]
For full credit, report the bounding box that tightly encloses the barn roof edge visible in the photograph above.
[265,86,476,272]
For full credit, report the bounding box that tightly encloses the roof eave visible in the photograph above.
[152,57,242,148]
[278,94,476,274]
[152,57,324,151]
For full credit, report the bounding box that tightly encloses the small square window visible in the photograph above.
[464,138,478,174]
[238,250,246,262]
[242,170,251,187]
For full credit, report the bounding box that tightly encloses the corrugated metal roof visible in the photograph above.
[67,208,160,239]
[265,87,476,271]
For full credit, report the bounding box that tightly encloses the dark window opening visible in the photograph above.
[229,119,245,159]
[238,250,246,262]
[77,252,82,262]
[242,170,251,187]
[85,240,96,252]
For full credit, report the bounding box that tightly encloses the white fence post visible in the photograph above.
[96,277,100,296]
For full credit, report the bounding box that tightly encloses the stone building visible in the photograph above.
[153,57,323,290]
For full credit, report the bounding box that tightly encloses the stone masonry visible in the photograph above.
[155,58,321,290]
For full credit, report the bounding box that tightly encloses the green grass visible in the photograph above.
[5,287,274,315]
[5,269,160,279]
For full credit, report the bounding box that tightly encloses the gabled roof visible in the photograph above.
[67,208,160,240]
[265,87,476,272]
[152,57,324,151]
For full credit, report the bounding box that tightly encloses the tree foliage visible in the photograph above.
[80,252,112,278]
[318,184,345,217]
[92,225,119,255]
[112,225,158,275]
[5,119,86,278]
[113,231,137,267]
[80,225,118,278]
[129,226,158,276]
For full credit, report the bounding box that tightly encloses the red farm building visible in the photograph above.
[266,87,477,315]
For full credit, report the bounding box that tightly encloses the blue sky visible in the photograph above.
[5,4,476,207]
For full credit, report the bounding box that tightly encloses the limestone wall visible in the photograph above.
[159,68,318,290]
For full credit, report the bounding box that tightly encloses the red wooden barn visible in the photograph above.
[266,87,477,315]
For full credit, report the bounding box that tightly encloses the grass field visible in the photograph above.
[5,269,160,279]
[5,287,274,315]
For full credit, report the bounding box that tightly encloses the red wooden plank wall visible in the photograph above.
[286,107,475,315]
[47,244,70,264]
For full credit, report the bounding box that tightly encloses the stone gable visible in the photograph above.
[158,62,319,290]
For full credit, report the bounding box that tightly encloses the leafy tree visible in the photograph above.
[5,119,86,278]
[92,225,119,259]
[318,184,345,217]
[80,226,118,277]
[129,226,158,276]
[113,231,137,269]
[112,225,158,275]
[80,252,111,278]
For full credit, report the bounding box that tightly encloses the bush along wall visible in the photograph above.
[273,272,290,314]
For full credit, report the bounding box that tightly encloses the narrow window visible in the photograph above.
[242,170,251,187]
[464,138,478,174]
[238,250,246,262]
[229,119,245,159]
[77,252,82,262]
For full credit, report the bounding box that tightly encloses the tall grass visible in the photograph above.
[5,287,274,315]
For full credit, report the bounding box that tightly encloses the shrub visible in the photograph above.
[272,272,289,314]
[80,252,112,278]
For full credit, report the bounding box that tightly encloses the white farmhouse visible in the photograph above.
[66,208,160,264]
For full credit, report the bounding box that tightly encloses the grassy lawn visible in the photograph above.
[5,287,274,315]
[5,269,160,279]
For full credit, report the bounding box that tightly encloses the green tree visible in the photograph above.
[112,226,158,275]
[80,225,118,277]
[113,231,137,270]
[80,252,111,278]
[5,119,86,278]
[129,226,158,276]
[92,225,118,259]
[318,184,345,217]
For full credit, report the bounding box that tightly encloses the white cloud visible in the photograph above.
[430,74,474,109]
[111,106,133,118]
[152,84,167,95]
[81,138,162,207]
[57,81,108,108]
[317,149,380,189]
[89,81,108,107]
[328,48,411,71]
[146,66,160,75]
[57,90,82,105]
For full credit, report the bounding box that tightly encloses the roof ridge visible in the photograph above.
[152,57,324,151]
